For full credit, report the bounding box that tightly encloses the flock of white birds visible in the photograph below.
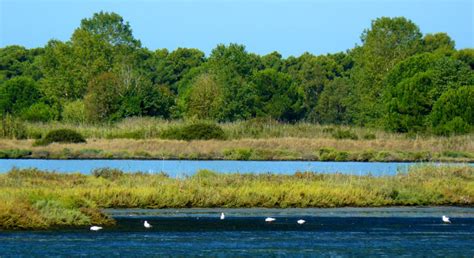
[89,214,452,231]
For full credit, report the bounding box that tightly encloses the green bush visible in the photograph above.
[433,117,471,136]
[331,129,358,140]
[160,122,226,141]
[35,129,86,146]
[20,102,58,122]
[62,100,86,124]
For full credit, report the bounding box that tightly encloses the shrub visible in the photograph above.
[362,133,376,140]
[20,102,58,122]
[433,117,471,136]
[35,129,86,146]
[62,100,86,124]
[160,122,226,141]
[92,168,124,180]
[331,129,358,140]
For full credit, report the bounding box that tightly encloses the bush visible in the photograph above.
[35,129,86,146]
[332,129,358,140]
[62,100,86,124]
[433,117,471,136]
[92,168,124,180]
[160,122,226,141]
[20,102,58,122]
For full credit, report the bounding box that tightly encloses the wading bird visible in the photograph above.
[90,226,103,231]
[265,217,276,222]
[442,216,451,224]
[144,220,152,228]
[220,212,225,220]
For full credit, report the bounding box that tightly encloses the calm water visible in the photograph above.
[1,159,471,176]
[1,207,473,256]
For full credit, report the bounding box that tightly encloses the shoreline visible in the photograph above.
[1,166,472,230]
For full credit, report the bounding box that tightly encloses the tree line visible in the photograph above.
[1,12,473,135]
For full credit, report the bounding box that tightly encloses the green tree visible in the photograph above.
[430,86,474,135]
[79,11,141,48]
[423,33,455,53]
[251,69,299,121]
[383,53,473,132]
[315,78,351,124]
[185,73,223,120]
[84,72,121,122]
[352,17,423,125]
[0,76,42,115]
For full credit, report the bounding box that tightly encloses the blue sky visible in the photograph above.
[1,0,472,57]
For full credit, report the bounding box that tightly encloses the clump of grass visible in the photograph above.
[34,129,86,146]
[362,133,376,140]
[332,129,359,140]
[0,149,32,158]
[160,122,226,141]
[92,168,124,180]
[0,114,27,139]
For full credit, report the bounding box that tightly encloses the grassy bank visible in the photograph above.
[1,118,473,162]
[0,137,472,162]
[1,166,473,230]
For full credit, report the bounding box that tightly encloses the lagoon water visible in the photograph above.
[1,159,471,176]
[1,207,473,256]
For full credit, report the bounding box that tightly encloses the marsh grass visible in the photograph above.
[0,166,472,229]
[1,117,472,161]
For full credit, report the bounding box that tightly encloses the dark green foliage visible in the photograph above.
[0,76,42,115]
[160,122,226,141]
[36,129,86,146]
[332,129,358,140]
[430,86,473,135]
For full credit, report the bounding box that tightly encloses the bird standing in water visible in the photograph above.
[220,212,225,220]
[144,220,152,228]
[442,216,451,224]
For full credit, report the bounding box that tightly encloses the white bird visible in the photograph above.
[144,220,152,228]
[220,212,225,220]
[265,217,276,222]
[297,219,306,225]
[442,215,451,224]
[90,226,103,231]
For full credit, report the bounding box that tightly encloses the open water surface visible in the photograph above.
[1,159,471,176]
[1,207,473,256]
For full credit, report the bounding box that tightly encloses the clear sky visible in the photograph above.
[1,0,473,57]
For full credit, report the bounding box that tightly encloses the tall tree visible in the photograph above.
[351,17,423,125]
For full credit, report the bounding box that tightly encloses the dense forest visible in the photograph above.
[1,12,473,135]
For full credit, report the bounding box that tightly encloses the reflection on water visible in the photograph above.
[1,159,471,176]
[1,207,473,256]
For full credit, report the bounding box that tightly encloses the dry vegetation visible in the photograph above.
[1,118,473,161]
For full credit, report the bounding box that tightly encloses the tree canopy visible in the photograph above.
[1,13,472,135]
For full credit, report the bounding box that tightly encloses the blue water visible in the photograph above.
[1,159,470,176]
[1,207,473,256]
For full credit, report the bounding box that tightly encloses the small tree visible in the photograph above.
[84,72,120,122]
[186,74,223,120]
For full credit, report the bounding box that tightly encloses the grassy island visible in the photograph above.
[0,165,472,230]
